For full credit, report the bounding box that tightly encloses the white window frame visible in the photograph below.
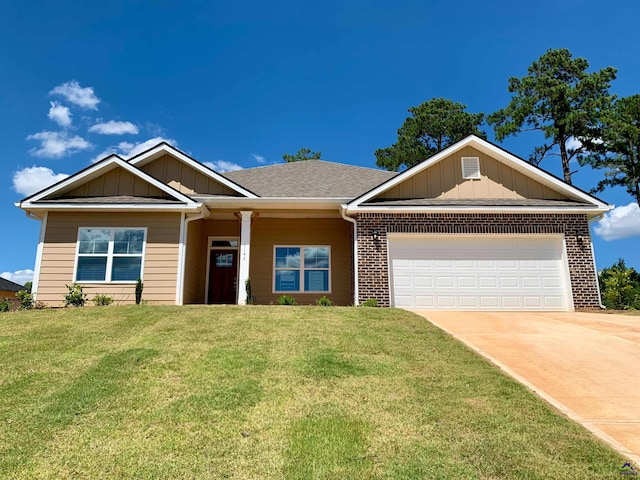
[73,227,147,283]
[461,156,481,179]
[273,245,331,294]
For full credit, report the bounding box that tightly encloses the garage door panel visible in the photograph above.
[388,235,569,311]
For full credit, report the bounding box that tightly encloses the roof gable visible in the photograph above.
[19,155,198,208]
[128,143,257,198]
[349,135,610,210]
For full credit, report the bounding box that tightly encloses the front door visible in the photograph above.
[208,250,238,304]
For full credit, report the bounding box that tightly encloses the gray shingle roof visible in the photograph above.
[0,277,24,292]
[222,160,397,198]
[361,198,594,207]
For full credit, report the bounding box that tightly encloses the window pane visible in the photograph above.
[78,229,109,254]
[111,257,142,281]
[275,270,300,291]
[304,247,329,268]
[211,240,238,247]
[275,247,300,268]
[76,256,107,281]
[114,229,144,254]
[304,269,329,292]
[215,253,234,267]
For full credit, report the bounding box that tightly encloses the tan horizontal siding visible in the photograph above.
[36,212,181,306]
[249,218,353,306]
[182,219,240,304]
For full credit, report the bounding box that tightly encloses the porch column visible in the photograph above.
[237,210,252,305]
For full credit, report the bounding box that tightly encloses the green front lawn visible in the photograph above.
[0,306,625,479]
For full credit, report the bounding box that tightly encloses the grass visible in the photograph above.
[0,305,627,479]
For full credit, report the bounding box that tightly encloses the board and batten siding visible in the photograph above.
[379,146,566,200]
[36,211,182,306]
[249,218,353,306]
[138,154,240,196]
[64,167,169,198]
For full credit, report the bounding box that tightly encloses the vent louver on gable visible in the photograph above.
[461,157,481,179]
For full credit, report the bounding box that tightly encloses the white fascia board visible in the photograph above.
[20,203,203,213]
[128,143,258,198]
[348,135,611,210]
[194,196,350,209]
[346,205,612,216]
[22,157,198,207]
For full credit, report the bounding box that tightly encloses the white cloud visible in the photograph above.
[91,137,176,163]
[89,120,139,135]
[593,203,640,241]
[49,80,100,110]
[27,131,92,158]
[565,136,582,151]
[13,166,69,196]
[251,153,266,164]
[48,101,72,127]
[0,269,34,286]
[204,160,243,172]
[120,137,175,158]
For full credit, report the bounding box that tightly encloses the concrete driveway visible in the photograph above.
[418,311,640,463]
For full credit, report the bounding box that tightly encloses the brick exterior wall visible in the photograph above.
[356,213,600,310]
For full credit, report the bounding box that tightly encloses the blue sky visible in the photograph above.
[1,0,639,285]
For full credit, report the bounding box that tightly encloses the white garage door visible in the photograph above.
[388,235,571,311]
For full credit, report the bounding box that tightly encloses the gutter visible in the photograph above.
[340,204,358,306]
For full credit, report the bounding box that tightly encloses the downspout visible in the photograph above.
[340,204,358,306]
[176,205,210,305]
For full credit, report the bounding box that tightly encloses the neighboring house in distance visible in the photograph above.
[0,277,24,305]
[16,135,611,311]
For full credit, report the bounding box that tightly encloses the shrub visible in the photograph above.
[361,298,378,307]
[316,296,334,306]
[135,278,143,305]
[64,283,87,307]
[245,278,254,305]
[0,298,12,312]
[276,295,296,305]
[92,294,113,306]
[16,289,34,310]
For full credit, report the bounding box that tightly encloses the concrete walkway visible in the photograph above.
[417,311,640,463]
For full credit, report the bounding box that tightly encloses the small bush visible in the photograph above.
[64,283,87,307]
[245,278,254,305]
[0,298,12,312]
[276,295,297,305]
[316,296,333,306]
[135,278,143,305]
[361,298,378,307]
[33,301,47,310]
[16,289,34,310]
[92,294,113,306]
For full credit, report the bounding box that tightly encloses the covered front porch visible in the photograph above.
[179,210,355,306]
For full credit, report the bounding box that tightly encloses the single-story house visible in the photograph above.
[0,277,24,304]
[17,135,610,311]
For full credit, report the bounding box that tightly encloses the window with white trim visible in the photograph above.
[75,228,146,282]
[274,246,330,293]
[461,156,481,179]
